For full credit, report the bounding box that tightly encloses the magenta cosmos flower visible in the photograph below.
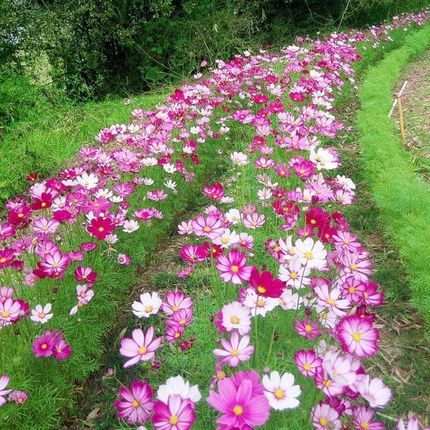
[114,380,154,425]
[336,315,379,358]
[152,394,196,430]
[207,375,270,428]
[120,327,162,368]
[216,249,252,285]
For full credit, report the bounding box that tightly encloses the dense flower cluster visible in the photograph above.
[0,6,429,430]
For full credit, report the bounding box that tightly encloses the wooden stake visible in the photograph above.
[397,95,406,142]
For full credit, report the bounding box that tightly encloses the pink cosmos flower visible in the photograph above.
[0,375,12,406]
[352,406,384,430]
[295,318,323,340]
[8,390,28,404]
[32,330,56,357]
[120,327,162,368]
[114,380,154,425]
[207,374,270,428]
[192,214,224,238]
[397,417,430,430]
[52,338,72,361]
[203,183,224,201]
[166,308,193,328]
[294,349,322,377]
[74,266,97,285]
[216,249,252,285]
[162,291,193,315]
[312,402,341,429]
[152,394,196,430]
[0,298,21,323]
[336,315,379,358]
[355,375,392,408]
[87,216,116,240]
[243,213,266,229]
[213,332,254,367]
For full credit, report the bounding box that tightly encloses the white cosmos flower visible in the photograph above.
[310,148,338,170]
[225,209,242,225]
[122,220,139,233]
[222,301,251,335]
[336,175,356,191]
[132,292,162,318]
[143,178,155,186]
[77,172,99,190]
[243,289,278,317]
[257,188,272,201]
[230,151,249,166]
[262,371,301,410]
[157,375,201,403]
[212,228,240,249]
[30,303,53,324]
[164,180,177,191]
[220,196,234,204]
[163,163,177,174]
[105,234,119,244]
[295,237,327,270]
[95,188,113,199]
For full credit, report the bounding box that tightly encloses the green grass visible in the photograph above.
[357,23,430,326]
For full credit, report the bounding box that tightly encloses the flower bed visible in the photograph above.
[1,8,430,430]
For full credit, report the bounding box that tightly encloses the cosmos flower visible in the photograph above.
[114,380,154,425]
[152,395,196,430]
[262,371,301,410]
[120,327,162,368]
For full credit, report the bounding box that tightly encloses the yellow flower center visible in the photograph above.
[179,318,187,325]
[172,305,179,312]
[319,417,328,427]
[305,324,313,333]
[350,263,358,271]
[274,388,285,399]
[145,306,153,313]
[231,265,239,273]
[132,400,139,408]
[39,312,46,319]
[257,285,266,294]
[230,349,239,357]
[232,405,243,416]
[41,343,48,350]
[169,415,179,425]
[352,331,362,342]
[203,226,211,232]
[349,287,356,294]
[290,272,298,279]
[303,363,312,371]
[98,227,105,232]
[257,298,265,307]
[231,316,239,324]
[0,258,6,263]
[327,298,335,306]
[174,332,181,339]
[362,423,369,430]
[1,310,10,318]
[216,371,226,380]
[139,346,147,355]
[304,251,313,260]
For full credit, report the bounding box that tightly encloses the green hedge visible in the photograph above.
[357,24,430,326]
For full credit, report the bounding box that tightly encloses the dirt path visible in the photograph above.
[394,49,430,182]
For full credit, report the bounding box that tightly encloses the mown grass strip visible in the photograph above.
[358,24,430,326]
